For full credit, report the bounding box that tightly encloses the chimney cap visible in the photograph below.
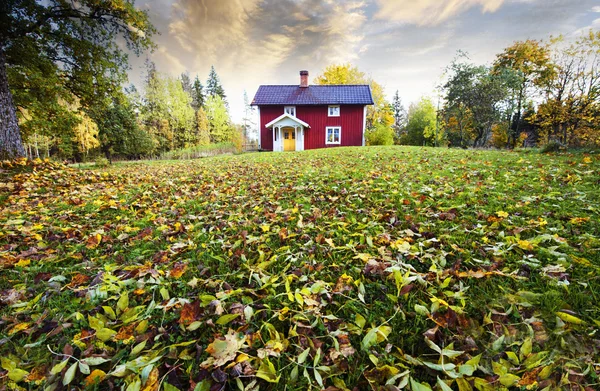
[300,70,309,75]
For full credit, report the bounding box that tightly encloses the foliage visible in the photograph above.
[314,63,394,130]
[90,94,154,161]
[493,40,555,147]
[205,95,233,143]
[191,76,205,111]
[392,90,407,143]
[140,67,195,152]
[94,156,110,168]
[158,142,237,160]
[403,97,439,146]
[540,140,567,153]
[1,0,156,157]
[366,123,394,145]
[196,107,211,146]
[535,31,600,147]
[0,147,598,390]
[206,66,227,103]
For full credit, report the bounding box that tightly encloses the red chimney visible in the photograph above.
[300,70,309,88]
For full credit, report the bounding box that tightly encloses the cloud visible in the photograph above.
[374,0,505,25]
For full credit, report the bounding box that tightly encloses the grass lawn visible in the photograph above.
[1,146,599,390]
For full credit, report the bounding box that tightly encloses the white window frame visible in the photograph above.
[325,127,341,145]
[284,106,296,117]
[328,105,340,117]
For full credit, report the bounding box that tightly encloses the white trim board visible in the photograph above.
[265,113,310,128]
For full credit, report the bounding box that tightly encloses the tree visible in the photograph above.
[191,76,205,111]
[314,63,393,131]
[403,97,438,146]
[89,93,154,162]
[196,107,210,146]
[180,72,193,96]
[242,90,256,142]
[493,40,554,147]
[205,95,232,143]
[206,66,227,102]
[536,31,600,146]
[140,68,195,152]
[0,0,155,158]
[392,90,407,142]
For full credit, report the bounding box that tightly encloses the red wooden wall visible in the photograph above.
[259,105,365,151]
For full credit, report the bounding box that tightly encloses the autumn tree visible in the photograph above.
[403,97,439,146]
[205,95,232,143]
[196,107,210,146]
[443,58,511,147]
[141,67,195,151]
[0,0,155,158]
[493,40,554,147]
[314,63,394,131]
[536,31,600,146]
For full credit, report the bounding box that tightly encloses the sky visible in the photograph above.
[128,0,600,123]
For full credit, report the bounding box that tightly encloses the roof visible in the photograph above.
[265,113,310,128]
[252,85,374,106]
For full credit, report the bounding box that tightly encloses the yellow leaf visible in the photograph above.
[556,311,586,325]
[8,322,30,335]
[15,259,30,267]
[85,369,106,387]
[496,211,509,218]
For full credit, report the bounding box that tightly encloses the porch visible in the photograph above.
[265,113,310,152]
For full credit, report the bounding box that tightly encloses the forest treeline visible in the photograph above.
[391,32,600,149]
[19,64,256,162]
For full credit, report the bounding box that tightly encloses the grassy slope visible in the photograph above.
[0,147,599,390]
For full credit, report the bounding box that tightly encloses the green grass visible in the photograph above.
[0,146,599,390]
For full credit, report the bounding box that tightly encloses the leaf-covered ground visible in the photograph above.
[1,147,599,391]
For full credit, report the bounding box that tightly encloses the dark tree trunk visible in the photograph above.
[0,50,25,158]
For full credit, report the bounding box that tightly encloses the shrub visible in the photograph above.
[94,156,110,167]
[366,124,394,146]
[540,141,566,153]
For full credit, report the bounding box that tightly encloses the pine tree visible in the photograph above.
[206,66,227,102]
[392,90,407,140]
[180,72,192,96]
[191,76,205,111]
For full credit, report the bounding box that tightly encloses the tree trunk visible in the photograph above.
[0,50,25,158]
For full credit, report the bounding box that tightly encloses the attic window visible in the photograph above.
[328,105,340,117]
[284,106,296,117]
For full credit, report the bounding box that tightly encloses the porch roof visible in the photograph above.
[265,113,310,129]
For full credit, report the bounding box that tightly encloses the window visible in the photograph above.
[326,127,341,144]
[328,105,340,117]
[274,129,278,141]
[284,106,296,117]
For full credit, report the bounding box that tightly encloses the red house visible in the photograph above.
[252,71,374,151]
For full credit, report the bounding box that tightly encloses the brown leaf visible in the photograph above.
[179,301,201,325]
[67,273,90,288]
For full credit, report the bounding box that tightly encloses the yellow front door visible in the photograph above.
[283,128,296,151]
